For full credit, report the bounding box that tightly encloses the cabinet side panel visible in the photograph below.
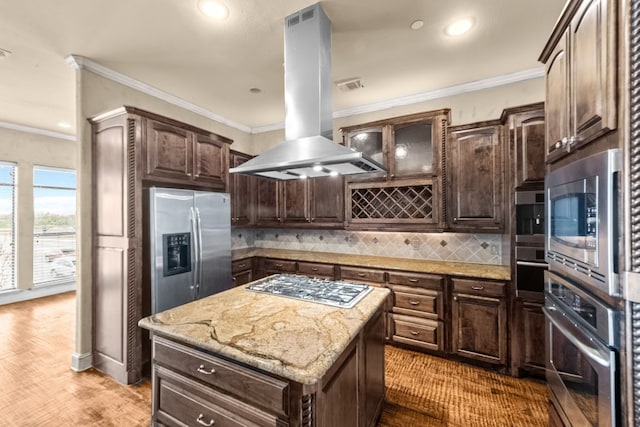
[95,126,125,237]
[94,247,126,364]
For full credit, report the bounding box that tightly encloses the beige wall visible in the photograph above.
[250,78,544,153]
[0,128,77,292]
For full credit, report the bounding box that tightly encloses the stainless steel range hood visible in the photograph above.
[229,3,386,180]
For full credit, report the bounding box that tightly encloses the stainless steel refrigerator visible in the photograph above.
[149,187,231,314]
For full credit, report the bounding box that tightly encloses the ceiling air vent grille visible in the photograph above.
[336,78,364,92]
[301,9,315,22]
[287,15,300,27]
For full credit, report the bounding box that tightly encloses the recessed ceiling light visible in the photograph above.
[57,121,72,129]
[445,17,474,36]
[197,0,229,20]
[410,20,424,31]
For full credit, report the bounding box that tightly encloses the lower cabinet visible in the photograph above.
[511,297,545,377]
[231,258,253,287]
[151,307,386,427]
[451,278,508,366]
[387,272,445,353]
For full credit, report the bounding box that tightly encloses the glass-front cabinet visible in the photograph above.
[341,110,449,230]
[343,110,447,181]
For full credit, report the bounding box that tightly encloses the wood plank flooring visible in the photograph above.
[0,292,548,426]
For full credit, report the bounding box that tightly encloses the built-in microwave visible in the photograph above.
[545,149,620,296]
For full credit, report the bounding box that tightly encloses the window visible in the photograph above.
[0,162,16,290]
[33,167,76,286]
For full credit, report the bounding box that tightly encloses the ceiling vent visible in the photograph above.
[336,77,364,92]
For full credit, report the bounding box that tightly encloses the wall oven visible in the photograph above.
[515,246,547,298]
[544,270,619,427]
[545,149,620,296]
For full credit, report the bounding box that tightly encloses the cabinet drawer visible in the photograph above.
[387,272,444,290]
[340,266,386,284]
[153,336,289,416]
[264,259,296,273]
[392,286,442,320]
[452,278,506,298]
[297,262,335,278]
[232,258,252,273]
[154,365,282,427]
[391,314,444,352]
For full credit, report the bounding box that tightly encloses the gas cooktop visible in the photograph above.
[245,274,372,309]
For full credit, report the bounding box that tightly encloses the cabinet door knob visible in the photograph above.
[196,414,215,426]
[196,364,216,375]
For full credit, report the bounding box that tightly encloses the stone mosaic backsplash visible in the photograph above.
[232,228,508,266]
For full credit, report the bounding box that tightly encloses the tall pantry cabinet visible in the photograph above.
[89,106,231,384]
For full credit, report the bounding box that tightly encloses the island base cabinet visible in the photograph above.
[148,305,386,427]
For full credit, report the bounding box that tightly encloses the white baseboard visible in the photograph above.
[71,351,93,372]
[0,282,76,306]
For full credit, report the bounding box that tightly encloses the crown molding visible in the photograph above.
[65,55,252,134]
[333,67,544,119]
[0,121,76,141]
[65,54,543,136]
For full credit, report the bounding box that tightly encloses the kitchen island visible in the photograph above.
[138,275,390,427]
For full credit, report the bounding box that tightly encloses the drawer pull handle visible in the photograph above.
[196,364,216,375]
[275,263,283,267]
[409,279,419,283]
[410,330,420,336]
[238,263,246,268]
[409,300,420,305]
[357,273,367,277]
[196,414,215,426]
[311,267,319,271]
[471,286,484,291]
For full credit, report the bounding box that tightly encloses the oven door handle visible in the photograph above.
[516,261,549,268]
[543,305,611,368]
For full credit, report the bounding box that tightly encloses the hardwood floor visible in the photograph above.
[0,292,548,426]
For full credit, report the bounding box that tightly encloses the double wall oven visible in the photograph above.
[544,149,621,426]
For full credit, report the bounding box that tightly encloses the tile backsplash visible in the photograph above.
[232,228,509,266]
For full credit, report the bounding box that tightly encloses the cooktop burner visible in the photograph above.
[245,274,372,308]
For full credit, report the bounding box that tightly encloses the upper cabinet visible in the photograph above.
[502,103,546,189]
[447,120,504,232]
[539,0,617,162]
[341,110,450,230]
[144,116,231,190]
[255,176,345,228]
[229,151,254,226]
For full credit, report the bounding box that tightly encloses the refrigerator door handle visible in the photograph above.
[195,207,204,298]
[190,206,199,299]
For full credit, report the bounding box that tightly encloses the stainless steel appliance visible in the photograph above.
[245,274,372,308]
[545,148,621,296]
[149,187,231,314]
[544,270,619,427]
[515,247,548,298]
[515,190,545,244]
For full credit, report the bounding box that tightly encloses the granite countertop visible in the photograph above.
[233,248,511,281]
[138,282,390,385]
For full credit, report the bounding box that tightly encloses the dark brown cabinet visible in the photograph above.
[90,106,232,385]
[451,278,507,366]
[503,103,546,189]
[519,298,546,376]
[388,272,445,353]
[342,110,449,231]
[232,258,253,287]
[540,0,617,162]
[255,176,345,227]
[145,119,229,190]
[447,121,505,232]
[229,151,253,226]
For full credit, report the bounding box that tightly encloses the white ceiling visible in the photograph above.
[0,0,565,137]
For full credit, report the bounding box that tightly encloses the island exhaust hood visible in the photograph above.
[229,3,386,180]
